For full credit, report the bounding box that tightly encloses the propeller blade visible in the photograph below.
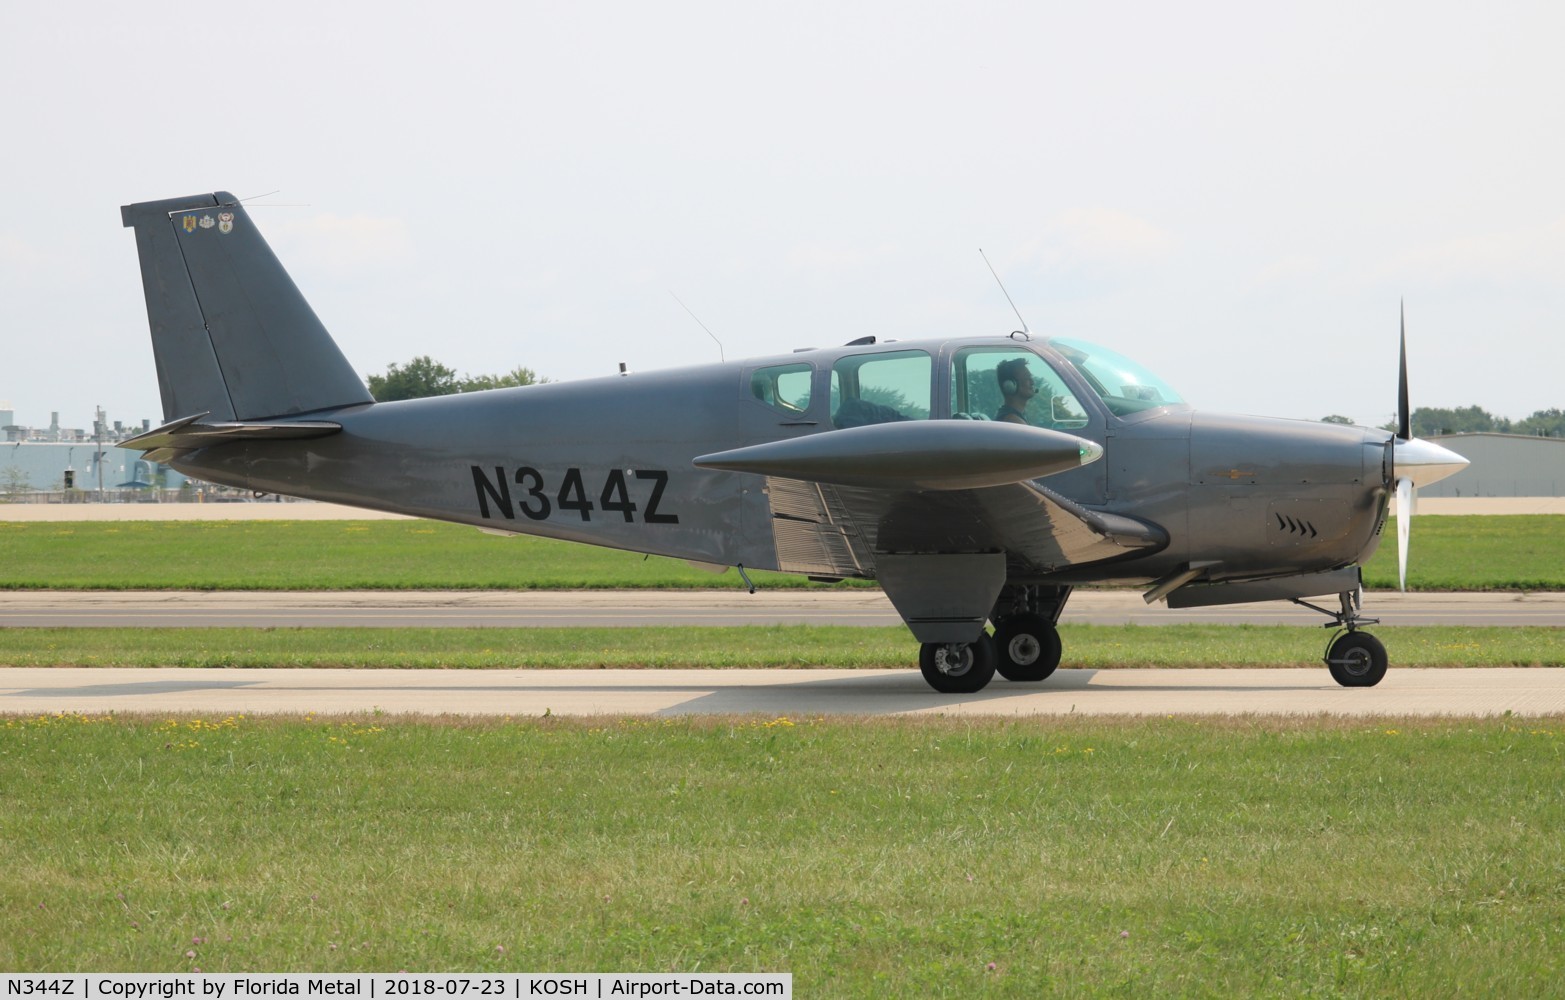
[1396,476,1413,591]
[1389,306,1466,593]
[1397,301,1411,441]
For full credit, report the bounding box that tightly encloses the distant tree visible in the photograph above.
[458,366,550,392]
[1514,408,1565,438]
[1436,406,1509,435]
[367,356,461,401]
[1378,405,1511,436]
[0,464,32,498]
[367,359,551,401]
[1320,414,1355,425]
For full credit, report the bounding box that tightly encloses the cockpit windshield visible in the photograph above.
[1051,337,1185,417]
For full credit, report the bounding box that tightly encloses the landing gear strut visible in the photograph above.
[1295,588,1388,687]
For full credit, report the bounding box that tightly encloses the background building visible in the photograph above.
[1421,433,1565,498]
[0,404,188,499]
[0,440,189,497]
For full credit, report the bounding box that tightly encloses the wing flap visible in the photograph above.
[761,475,1167,580]
[843,480,1165,575]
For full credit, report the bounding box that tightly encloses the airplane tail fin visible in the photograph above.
[120,192,374,422]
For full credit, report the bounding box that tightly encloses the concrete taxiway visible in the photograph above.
[3,666,1563,717]
[4,589,1562,628]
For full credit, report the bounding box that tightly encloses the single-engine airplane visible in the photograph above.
[119,192,1468,693]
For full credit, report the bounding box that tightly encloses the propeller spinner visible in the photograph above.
[1390,304,1469,590]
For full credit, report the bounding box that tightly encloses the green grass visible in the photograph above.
[1,624,1561,668]
[1,515,1562,590]
[2,714,1563,994]
[0,520,852,590]
[1362,515,1565,590]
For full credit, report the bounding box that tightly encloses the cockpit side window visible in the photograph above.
[748,363,813,416]
[950,347,1089,429]
[829,350,932,428]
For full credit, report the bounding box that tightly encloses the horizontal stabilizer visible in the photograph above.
[119,412,342,462]
[694,421,1102,491]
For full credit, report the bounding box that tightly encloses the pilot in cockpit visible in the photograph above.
[994,358,1038,424]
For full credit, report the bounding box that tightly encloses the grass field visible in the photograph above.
[0,520,825,590]
[1,624,1562,668]
[2,714,1562,994]
[1,516,1562,590]
[5,515,1560,994]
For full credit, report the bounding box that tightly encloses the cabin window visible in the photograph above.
[748,363,813,416]
[950,347,1089,429]
[830,350,932,428]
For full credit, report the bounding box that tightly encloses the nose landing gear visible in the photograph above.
[1325,630,1388,687]
[1295,588,1388,687]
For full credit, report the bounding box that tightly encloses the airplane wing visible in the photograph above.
[696,420,1167,580]
[759,473,1167,644]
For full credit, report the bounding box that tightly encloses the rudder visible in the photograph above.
[121,192,373,421]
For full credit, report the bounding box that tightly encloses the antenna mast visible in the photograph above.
[670,292,725,362]
[979,248,1030,336]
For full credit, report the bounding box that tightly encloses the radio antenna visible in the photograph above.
[979,248,1030,336]
[235,190,311,207]
[669,291,725,362]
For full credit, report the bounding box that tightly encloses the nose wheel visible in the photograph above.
[1296,588,1388,688]
[1325,630,1388,687]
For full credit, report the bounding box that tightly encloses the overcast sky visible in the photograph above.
[2,0,1561,431]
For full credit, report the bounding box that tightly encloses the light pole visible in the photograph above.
[94,405,106,500]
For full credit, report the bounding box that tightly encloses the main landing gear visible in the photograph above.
[918,586,1072,694]
[991,584,1069,683]
[993,614,1064,682]
[1295,588,1388,687]
[919,638,997,694]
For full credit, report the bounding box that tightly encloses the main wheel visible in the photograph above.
[1325,631,1388,687]
[992,614,1062,682]
[919,636,997,694]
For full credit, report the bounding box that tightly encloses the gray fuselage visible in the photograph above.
[173,335,1391,590]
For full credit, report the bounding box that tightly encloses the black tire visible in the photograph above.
[1325,631,1388,687]
[918,637,997,694]
[993,614,1062,682]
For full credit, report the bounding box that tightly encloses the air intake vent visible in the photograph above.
[1267,499,1350,548]
[1275,513,1318,538]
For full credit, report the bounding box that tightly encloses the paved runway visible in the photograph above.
[3,589,1562,627]
[3,666,1563,717]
